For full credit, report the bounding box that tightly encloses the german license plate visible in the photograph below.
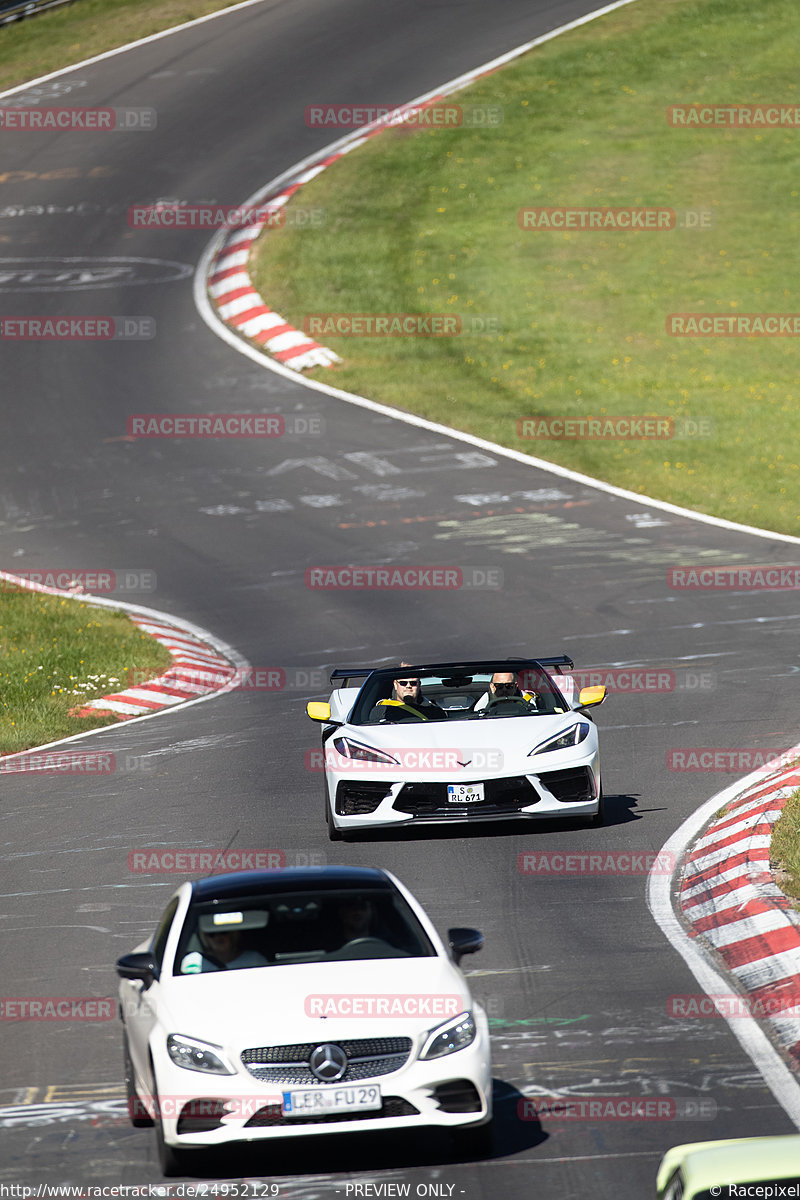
[281,1085,382,1117]
[447,782,485,804]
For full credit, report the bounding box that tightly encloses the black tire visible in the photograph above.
[326,795,342,841]
[123,1032,153,1128]
[588,787,605,827]
[449,1118,493,1159]
[150,1059,195,1177]
[155,1110,191,1177]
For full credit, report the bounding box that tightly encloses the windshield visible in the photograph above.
[173,887,436,973]
[351,666,570,725]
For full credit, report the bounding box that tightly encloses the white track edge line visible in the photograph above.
[647,748,800,1127]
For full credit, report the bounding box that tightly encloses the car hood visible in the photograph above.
[341,711,587,756]
[159,956,471,1047]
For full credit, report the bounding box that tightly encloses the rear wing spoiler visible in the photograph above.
[330,656,574,687]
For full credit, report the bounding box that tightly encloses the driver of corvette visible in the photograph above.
[375,662,448,722]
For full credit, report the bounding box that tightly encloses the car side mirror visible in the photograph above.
[116,952,159,989]
[577,685,606,709]
[448,927,484,966]
[307,701,332,722]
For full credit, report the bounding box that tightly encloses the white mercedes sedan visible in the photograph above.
[116,866,492,1174]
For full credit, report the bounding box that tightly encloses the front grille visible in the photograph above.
[394,777,538,816]
[241,1037,412,1085]
[244,1096,418,1127]
[537,766,594,804]
[430,1080,483,1113]
[335,780,392,816]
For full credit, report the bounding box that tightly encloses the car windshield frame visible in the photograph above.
[345,659,572,726]
[171,885,437,974]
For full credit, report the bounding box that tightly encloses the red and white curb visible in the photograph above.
[0,571,247,759]
[69,614,237,718]
[208,203,342,371]
[678,762,800,1069]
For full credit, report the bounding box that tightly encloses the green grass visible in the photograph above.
[0,0,243,92]
[250,0,800,536]
[0,588,172,754]
[772,789,800,905]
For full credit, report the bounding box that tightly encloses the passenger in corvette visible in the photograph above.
[196,926,267,972]
[473,671,538,712]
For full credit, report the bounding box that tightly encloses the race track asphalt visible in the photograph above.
[1,0,800,1193]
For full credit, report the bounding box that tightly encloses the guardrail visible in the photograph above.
[0,0,76,25]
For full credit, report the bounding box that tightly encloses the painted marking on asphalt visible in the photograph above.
[0,256,192,291]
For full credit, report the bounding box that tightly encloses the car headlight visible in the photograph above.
[332,737,399,766]
[420,1011,476,1060]
[166,1034,236,1075]
[529,722,591,755]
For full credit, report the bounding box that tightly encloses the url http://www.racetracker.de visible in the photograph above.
[0,1188,283,1198]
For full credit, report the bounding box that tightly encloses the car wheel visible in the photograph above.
[155,1111,191,1177]
[123,1031,153,1128]
[150,1060,193,1177]
[326,796,343,841]
[588,786,605,827]
[449,1118,493,1160]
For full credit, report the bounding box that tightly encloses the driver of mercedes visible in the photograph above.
[335,895,374,944]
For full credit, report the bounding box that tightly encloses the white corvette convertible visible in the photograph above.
[307,657,605,839]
